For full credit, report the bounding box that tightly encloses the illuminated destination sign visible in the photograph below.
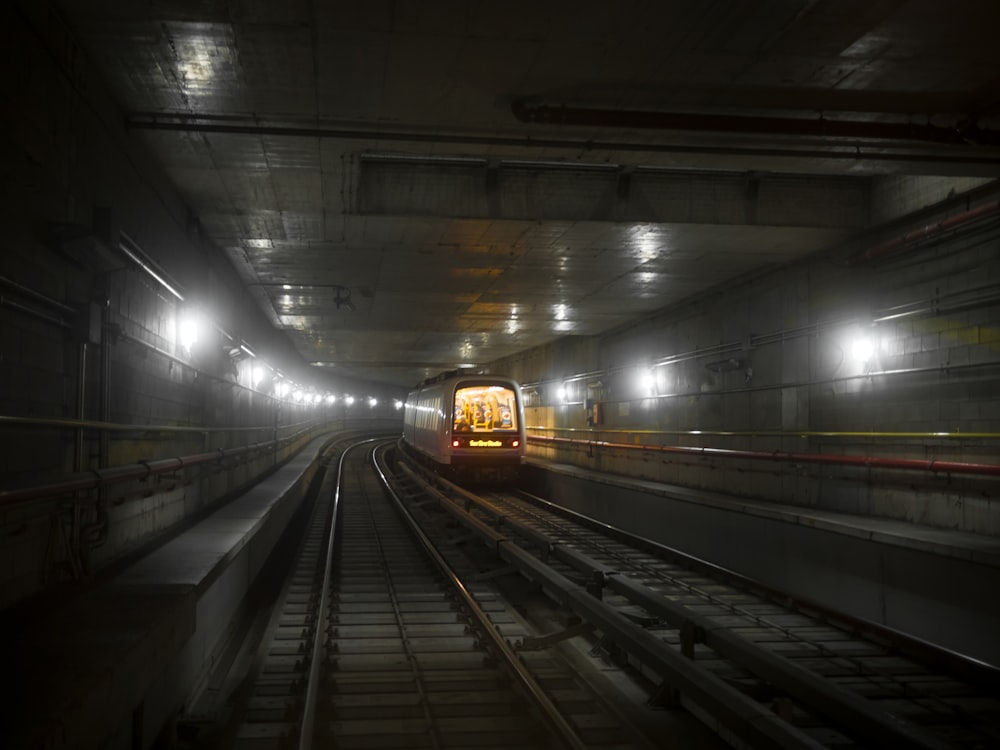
[469,439,503,448]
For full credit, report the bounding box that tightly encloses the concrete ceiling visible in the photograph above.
[58,0,1000,388]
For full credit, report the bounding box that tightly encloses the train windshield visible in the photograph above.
[453,385,518,433]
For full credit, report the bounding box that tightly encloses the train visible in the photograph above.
[401,370,527,482]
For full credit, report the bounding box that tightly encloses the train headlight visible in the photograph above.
[512,440,520,447]
[452,439,460,447]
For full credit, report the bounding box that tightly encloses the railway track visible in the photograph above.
[214,438,675,749]
[385,453,1000,750]
[200,439,1000,749]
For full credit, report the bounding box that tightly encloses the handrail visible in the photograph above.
[527,426,1000,440]
[0,426,321,507]
[528,434,1000,478]
[0,443,269,506]
[0,414,318,434]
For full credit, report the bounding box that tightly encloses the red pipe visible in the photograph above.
[529,435,1000,478]
[850,198,1000,265]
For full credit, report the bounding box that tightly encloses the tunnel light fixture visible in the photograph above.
[326,393,336,405]
[344,395,355,406]
[393,399,403,410]
[851,336,875,364]
[178,311,202,352]
[252,365,266,387]
[335,286,355,311]
[639,367,656,396]
[368,397,378,408]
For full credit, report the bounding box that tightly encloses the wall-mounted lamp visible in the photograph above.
[850,333,878,375]
[178,311,201,353]
[638,367,656,396]
[335,286,355,311]
[851,336,875,364]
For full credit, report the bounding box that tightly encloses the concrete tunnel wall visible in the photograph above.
[492,195,1000,663]
[2,0,998,668]
[492,183,1000,537]
[0,15,401,610]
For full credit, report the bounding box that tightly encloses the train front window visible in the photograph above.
[453,385,518,433]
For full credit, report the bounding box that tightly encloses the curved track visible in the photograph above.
[205,439,999,749]
[389,455,1000,750]
[218,438,675,749]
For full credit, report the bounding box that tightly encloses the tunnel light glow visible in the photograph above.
[293,390,305,403]
[851,336,875,363]
[345,395,355,406]
[393,399,403,410]
[368,397,378,408]
[326,394,336,404]
[275,381,289,398]
[556,385,567,403]
[178,312,201,352]
[639,368,656,396]
[252,365,265,387]
[312,393,322,405]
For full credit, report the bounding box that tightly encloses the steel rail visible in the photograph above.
[382,453,588,750]
[297,438,362,750]
[398,463,825,750]
[468,487,963,749]
[514,489,1000,690]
